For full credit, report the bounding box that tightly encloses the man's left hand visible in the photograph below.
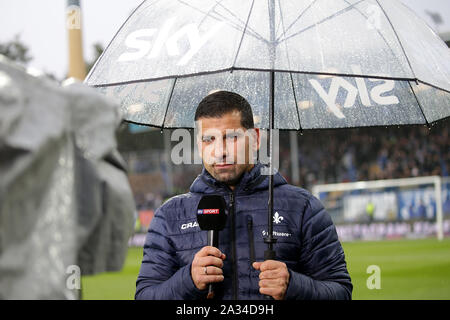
[252,260,290,300]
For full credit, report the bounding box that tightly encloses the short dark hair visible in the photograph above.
[194,91,254,129]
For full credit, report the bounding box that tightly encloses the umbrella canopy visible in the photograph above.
[86,0,450,130]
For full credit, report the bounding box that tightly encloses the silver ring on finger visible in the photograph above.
[204,266,208,275]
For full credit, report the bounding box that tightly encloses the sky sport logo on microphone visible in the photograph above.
[197,209,220,214]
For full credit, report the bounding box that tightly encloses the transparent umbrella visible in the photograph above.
[85,0,450,258]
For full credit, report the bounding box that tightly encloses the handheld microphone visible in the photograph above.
[196,195,227,299]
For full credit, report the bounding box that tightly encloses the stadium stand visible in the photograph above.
[124,120,449,219]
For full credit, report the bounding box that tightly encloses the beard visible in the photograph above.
[213,170,242,186]
[208,163,250,187]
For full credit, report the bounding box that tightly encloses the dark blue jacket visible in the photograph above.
[135,163,352,300]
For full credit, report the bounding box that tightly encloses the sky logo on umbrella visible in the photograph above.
[118,18,225,65]
[309,65,400,119]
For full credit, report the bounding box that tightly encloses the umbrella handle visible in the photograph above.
[264,248,276,261]
[263,248,276,300]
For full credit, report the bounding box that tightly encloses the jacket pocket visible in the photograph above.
[246,216,255,265]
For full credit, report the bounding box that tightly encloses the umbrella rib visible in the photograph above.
[275,7,283,40]
[198,0,262,42]
[417,80,450,95]
[92,67,419,88]
[122,118,450,131]
[176,0,237,30]
[231,0,256,69]
[213,0,268,43]
[278,0,365,43]
[175,0,267,43]
[197,0,227,27]
[161,77,178,128]
[277,0,302,131]
[375,0,417,80]
[340,0,408,72]
[276,0,318,42]
[290,72,303,132]
[277,0,292,70]
[408,81,430,128]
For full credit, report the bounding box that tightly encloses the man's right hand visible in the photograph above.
[191,246,226,290]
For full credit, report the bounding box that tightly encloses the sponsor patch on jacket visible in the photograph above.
[262,230,292,238]
[181,221,199,230]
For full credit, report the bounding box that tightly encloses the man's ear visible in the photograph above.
[253,128,261,152]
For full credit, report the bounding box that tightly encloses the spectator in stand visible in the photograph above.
[286,123,449,190]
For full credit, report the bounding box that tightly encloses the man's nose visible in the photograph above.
[214,137,228,158]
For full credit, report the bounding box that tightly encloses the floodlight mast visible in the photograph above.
[66,0,86,80]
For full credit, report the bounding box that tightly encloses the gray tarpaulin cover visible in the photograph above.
[0,56,135,299]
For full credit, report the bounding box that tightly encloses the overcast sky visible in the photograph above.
[0,0,449,79]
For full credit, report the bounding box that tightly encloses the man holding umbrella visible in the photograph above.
[87,2,450,288]
[135,91,352,300]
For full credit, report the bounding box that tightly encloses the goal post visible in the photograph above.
[312,176,448,241]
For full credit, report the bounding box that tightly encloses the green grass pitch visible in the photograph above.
[81,238,450,300]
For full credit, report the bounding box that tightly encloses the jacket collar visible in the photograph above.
[189,162,287,195]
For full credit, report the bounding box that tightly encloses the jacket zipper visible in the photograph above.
[229,191,238,300]
[246,216,255,265]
